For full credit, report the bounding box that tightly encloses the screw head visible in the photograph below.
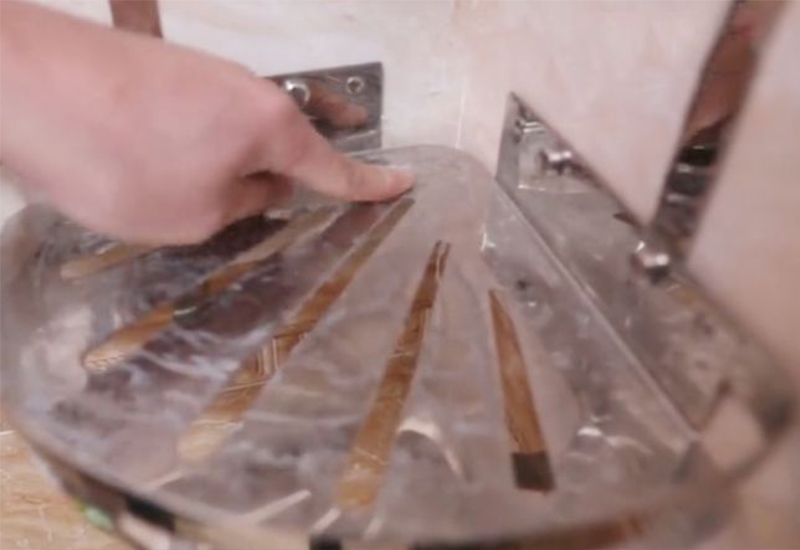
[514,116,540,132]
[282,78,311,109]
[631,240,671,283]
[345,76,366,95]
[512,116,540,143]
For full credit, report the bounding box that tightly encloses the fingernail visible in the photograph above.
[357,163,415,201]
[384,166,415,194]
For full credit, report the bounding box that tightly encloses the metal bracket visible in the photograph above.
[651,1,786,260]
[495,92,784,430]
[268,62,383,153]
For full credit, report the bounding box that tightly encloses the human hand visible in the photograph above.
[0,1,413,244]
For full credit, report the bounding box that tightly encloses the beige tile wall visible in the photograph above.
[157,0,468,149]
[5,0,728,224]
[0,429,132,550]
[454,0,728,221]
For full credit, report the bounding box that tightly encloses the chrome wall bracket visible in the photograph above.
[494,92,789,431]
[651,1,785,260]
[268,62,383,153]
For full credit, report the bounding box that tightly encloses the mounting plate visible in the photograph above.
[269,62,383,153]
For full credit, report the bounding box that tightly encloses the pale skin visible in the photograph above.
[0,1,413,245]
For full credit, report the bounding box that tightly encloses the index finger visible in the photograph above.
[246,82,414,202]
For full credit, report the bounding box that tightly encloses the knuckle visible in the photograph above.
[243,83,314,173]
[256,88,304,130]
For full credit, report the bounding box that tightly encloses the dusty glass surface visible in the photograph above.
[0,146,794,549]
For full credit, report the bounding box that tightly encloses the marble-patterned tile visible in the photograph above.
[0,431,132,550]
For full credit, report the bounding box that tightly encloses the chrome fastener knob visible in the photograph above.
[282,78,311,109]
[539,147,576,175]
[631,239,671,283]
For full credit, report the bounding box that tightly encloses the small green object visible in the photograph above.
[80,503,115,532]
